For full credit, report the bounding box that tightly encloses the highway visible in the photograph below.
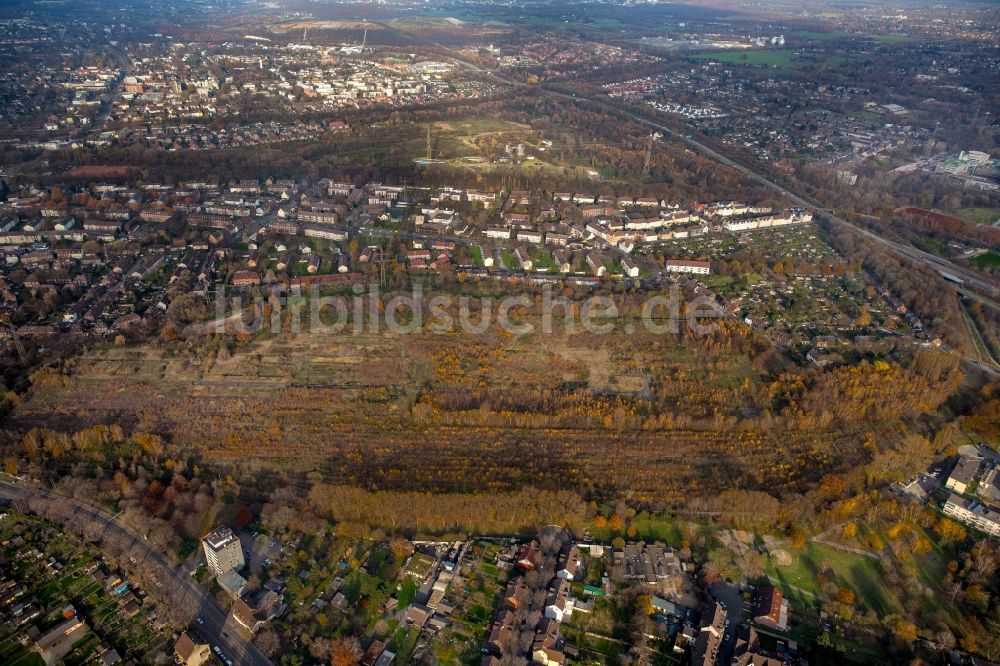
[435,50,1000,372]
[543,87,1000,308]
[442,47,999,309]
[0,479,273,666]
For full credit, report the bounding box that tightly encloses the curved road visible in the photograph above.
[551,90,1000,307]
[0,479,272,666]
[443,46,999,308]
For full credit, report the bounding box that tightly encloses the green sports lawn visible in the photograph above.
[690,50,798,68]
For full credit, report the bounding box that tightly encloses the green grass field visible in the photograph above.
[587,512,684,544]
[868,34,912,43]
[690,49,852,70]
[972,251,1000,269]
[435,117,530,138]
[793,30,853,41]
[469,244,484,267]
[766,541,898,615]
[690,50,798,68]
[955,207,1000,226]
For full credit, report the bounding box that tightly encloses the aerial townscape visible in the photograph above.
[0,0,999,665]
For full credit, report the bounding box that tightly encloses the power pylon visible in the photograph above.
[371,246,389,287]
[643,132,662,175]
[1,317,26,365]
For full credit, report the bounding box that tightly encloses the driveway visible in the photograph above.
[710,581,744,665]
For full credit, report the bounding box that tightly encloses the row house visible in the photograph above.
[139,208,173,223]
[513,247,533,271]
[41,206,67,218]
[517,230,543,244]
[660,210,697,225]
[508,190,532,206]
[545,232,569,247]
[586,219,627,245]
[665,259,711,275]
[21,250,54,269]
[466,190,496,208]
[430,187,463,204]
[229,180,260,194]
[328,182,354,197]
[187,213,231,230]
[269,220,300,235]
[296,210,339,225]
[552,250,571,274]
[475,244,494,268]
[83,219,122,240]
[484,226,511,240]
[302,225,349,242]
[84,206,131,221]
[231,271,260,287]
[204,205,251,218]
[585,253,606,277]
[624,218,663,231]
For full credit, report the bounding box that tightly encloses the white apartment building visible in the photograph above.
[202,526,245,576]
[943,494,1000,537]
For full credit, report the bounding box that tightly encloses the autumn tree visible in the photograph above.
[330,637,361,666]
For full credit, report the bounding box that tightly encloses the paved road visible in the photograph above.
[0,480,273,666]
[710,581,744,665]
[530,84,1000,305]
[447,57,1000,373]
[446,47,999,306]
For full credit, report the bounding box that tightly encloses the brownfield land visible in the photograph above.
[5,307,957,508]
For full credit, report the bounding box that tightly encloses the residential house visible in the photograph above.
[585,253,606,277]
[217,570,248,599]
[231,590,286,633]
[732,627,782,666]
[943,494,1000,537]
[752,587,788,631]
[484,226,511,240]
[517,230,543,244]
[545,232,569,247]
[302,224,349,241]
[690,602,726,666]
[665,259,711,275]
[556,546,581,581]
[35,618,89,666]
[552,250,571,274]
[515,542,540,570]
[946,456,981,494]
[508,190,532,206]
[475,244,494,267]
[513,247,533,271]
[230,270,260,287]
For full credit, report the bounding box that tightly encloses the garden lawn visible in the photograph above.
[765,541,898,615]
